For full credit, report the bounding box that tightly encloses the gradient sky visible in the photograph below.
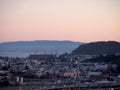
[0,0,120,43]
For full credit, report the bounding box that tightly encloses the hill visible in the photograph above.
[0,40,83,57]
[72,41,120,55]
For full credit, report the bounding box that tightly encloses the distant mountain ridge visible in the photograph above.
[0,40,81,45]
[72,41,120,55]
[0,40,83,57]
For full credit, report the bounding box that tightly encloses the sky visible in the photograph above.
[0,0,120,43]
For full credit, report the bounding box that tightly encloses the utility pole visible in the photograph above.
[77,57,80,79]
[77,56,80,90]
[109,62,112,90]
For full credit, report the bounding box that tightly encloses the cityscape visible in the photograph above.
[0,0,120,90]
[0,41,120,90]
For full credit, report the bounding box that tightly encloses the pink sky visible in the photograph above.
[0,0,120,43]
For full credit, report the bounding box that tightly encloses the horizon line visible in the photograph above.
[0,39,120,44]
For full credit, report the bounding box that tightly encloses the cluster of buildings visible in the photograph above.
[0,54,120,87]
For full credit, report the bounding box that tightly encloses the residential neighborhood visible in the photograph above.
[0,53,120,90]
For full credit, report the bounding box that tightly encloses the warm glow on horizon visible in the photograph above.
[0,0,120,43]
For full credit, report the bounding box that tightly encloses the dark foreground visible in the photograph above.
[0,83,120,90]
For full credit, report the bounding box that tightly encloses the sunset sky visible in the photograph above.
[0,0,120,43]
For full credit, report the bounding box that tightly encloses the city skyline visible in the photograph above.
[0,0,120,43]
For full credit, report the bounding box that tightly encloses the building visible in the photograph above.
[28,54,57,60]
